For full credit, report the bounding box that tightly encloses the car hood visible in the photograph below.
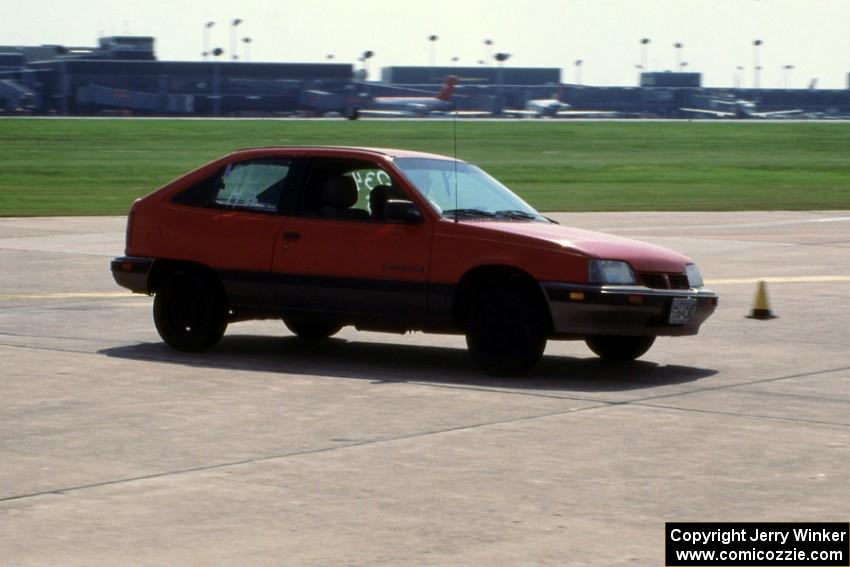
[465,221,691,273]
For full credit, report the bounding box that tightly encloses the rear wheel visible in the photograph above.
[465,287,547,376]
[585,335,655,361]
[283,318,342,341]
[153,271,227,351]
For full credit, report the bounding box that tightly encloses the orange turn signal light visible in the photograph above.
[569,292,585,301]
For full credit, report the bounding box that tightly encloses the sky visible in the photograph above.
[5,0,850,89]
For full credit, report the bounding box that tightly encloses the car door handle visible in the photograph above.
[283,231,301,242]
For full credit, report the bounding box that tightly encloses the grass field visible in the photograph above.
[1,118,848,215]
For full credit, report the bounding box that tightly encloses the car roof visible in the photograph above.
[231,146,461,162]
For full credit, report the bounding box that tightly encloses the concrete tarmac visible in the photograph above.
[1,212,849,566]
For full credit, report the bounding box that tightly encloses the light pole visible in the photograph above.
[735,65,745,88]
[752,39,763,89]
[211,47,223,116]
[231,18,243,61]
[326,54,335,60]
[202,21,215,60]
[360,50,374,80]
[484,39,493,65]
[428,34,439,82]
[574,59,583,85]
[782,64,794,88]
[494,52,510,108]
[639,37,650,116]
[640,38,651,72]
[674,42,684,71]
[242,37,251,62]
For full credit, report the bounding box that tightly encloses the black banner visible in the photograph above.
[666,522,849,566]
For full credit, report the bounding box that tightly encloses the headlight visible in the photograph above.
[588,259,637,285]
[685,263,704,288]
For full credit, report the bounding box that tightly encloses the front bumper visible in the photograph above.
[111,256,154,294]
[542,282,718,337]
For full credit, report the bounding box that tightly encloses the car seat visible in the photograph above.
[318,176,369,220]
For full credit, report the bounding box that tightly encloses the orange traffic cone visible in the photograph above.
[747,280,777,320]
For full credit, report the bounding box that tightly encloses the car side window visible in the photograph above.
[171,159,291,211]
[213,161,291,212]
[299,159,407,222]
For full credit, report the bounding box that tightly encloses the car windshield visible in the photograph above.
[394,158,548,222]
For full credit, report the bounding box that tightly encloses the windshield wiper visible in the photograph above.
[493,209,542,221]
[442,208,497,220]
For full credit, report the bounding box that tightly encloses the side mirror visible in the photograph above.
[384,199,423,224]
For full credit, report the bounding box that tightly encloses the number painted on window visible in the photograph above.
[350,169,392,193]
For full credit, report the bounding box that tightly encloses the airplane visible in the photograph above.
[680,97,804,119]
[522,98,570,117]
[353,76,460,118]
[503,89,621,119]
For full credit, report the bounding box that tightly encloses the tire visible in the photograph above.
[283,318,342,341]
[153,271,227,351]
[465,287,547,376]
[585,335,656,362]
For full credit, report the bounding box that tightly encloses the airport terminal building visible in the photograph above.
[0,37,354,116]
[2,35,849,118]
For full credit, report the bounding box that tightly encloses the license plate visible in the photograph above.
[669,298,697,325]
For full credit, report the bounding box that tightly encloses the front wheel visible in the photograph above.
[585,335,655,362]
[153,271,227,351]
[465,287,547,376]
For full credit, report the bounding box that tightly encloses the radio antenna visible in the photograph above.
[453,103,459,222]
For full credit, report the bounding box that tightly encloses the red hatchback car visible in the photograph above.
[112,146,717,375]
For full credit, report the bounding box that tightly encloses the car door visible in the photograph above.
[271,156,432,320]
[161,157,294,310]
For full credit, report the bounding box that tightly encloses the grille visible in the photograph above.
[639,272,690,289]
[640,273,668,289]
[668,274,690,289]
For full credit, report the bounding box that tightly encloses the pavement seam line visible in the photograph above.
[620,365,850,406]
[0,292,135,300]
[6,388,849,506]
[632,401,850,428]
[2,366,848,502]
[706,275,850,285]
[0,342,123,356]
[0,402,610,504]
